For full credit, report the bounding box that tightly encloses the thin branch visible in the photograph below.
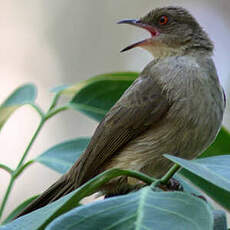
[13,160,35,179]
[45,106,69,120]
[16,119,45,169]
[0,164,13,175]
[30,104,45,118]
[0,178,14,219]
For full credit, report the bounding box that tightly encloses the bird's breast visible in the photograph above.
[103,84,224,180]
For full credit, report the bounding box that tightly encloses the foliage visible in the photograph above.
[0,72,229,229]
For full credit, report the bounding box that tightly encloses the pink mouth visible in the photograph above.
[118,19,159,52]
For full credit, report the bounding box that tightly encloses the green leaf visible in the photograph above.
[165,155,230,211]
[200,127,230,158]
[69,72,138,121]
[0,84,37,130]
[2,195,39,224]
[46,188,213,230]
[0,192,75,230]
[54,72,138,97]
[35,138,90,174]
[51,85,69,95]
[1,169,154,229]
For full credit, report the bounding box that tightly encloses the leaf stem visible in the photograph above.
[160,164,181,184]
[76,169,156,199]
[150,164,181,189]
[0,164,13,175]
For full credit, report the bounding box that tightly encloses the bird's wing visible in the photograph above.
[70,70,170,186]
[15,68,170,218]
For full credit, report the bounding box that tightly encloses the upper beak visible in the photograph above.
[118,19,158,52]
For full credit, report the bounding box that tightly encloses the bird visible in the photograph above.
[16,6,225,218]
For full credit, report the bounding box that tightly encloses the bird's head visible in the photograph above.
[118,7,213,58]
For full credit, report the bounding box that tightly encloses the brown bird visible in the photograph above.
[17,6,225,217]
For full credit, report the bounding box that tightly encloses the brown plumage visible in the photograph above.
[16,6,225,218]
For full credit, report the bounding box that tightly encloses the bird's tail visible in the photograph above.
[15,174,75,219]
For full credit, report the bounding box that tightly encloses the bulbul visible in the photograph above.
[17,6,225,217]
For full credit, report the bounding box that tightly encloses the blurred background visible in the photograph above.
[0,0,230,220]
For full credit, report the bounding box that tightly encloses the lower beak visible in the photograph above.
[118,19,158,52]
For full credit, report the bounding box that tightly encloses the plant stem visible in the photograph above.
[45,106,69,120]
[160,164,181,184]
[0,164,13,175]
[77,169,157,201]
[0,178,14,219]
[47,93,61,112]
[30,104,45,118]
[16,118,45,169]
[114,169,157,184]
[13,160,35,179]
[0,92,71,220]
[0,119,45,221]
[150,164,181,189]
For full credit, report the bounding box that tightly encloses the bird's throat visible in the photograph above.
[143,41,184,59]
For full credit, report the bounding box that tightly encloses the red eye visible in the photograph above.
[159,15,169,25]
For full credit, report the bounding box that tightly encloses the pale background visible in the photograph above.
[0,0,230,222]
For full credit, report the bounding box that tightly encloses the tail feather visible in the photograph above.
[15,175,74,219]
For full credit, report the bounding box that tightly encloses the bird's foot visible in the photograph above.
[158,178,184,191]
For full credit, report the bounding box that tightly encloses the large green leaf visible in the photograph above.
[46,188,213,230]
[165,155,230,211]
[36,138,90,174]
[2,195,39,224]
[0,84,37,130]
[69,72,138,121]
[54,72,138,96]
[200,128,230,158]
[0,169,154,230]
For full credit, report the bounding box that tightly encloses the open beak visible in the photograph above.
[118,19,158,52]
